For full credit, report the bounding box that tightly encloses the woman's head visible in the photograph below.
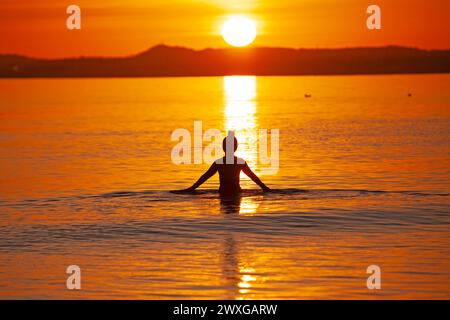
[222,132,238,154]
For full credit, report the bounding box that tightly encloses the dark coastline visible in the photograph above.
[1,45,449,78]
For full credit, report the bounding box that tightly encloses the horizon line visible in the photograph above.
[2,43,450,61]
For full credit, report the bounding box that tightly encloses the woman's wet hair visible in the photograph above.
[222,135,238,153]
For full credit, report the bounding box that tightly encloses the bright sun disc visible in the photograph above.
[221,17,257,47]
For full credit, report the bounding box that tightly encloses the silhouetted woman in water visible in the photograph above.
[182,133,271,195]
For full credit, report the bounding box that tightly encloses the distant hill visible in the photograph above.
[1,45,449,77]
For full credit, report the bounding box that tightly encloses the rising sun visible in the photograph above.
[221,16,257,47]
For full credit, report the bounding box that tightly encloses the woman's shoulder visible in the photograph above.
[236,157,246,165]
[214,157,246,165]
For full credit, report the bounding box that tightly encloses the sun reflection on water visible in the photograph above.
[222,234,260,300]
[223,76,258,170]
[221,77,263,297]
[237,267,257,298]
[238,196,261,216]
[223,76,261,216]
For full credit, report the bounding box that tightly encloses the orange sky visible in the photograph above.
[1,0,449,58]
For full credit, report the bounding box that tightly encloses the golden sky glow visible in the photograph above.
[0,0,449,58]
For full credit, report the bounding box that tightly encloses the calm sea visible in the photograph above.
[0,75,449,299]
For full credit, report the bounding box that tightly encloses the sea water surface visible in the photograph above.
[0,75,449,299]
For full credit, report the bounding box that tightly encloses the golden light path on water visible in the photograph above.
[223,76,257,167]
[223,75,261,213]
[223,76,261,297]
[221,233,261,300]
